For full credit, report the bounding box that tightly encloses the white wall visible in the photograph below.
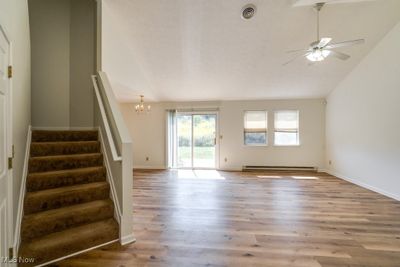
[29,0,95,128]
[326,22,400,200]
[0,0,31,245]
[120,103,167,169]
[70,0,95,127]
[120,99,326,170]
[30,0,71,127]
[220,99,325,170]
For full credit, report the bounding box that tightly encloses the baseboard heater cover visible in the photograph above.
[242,166,317,171]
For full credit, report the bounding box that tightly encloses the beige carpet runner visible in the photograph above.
[19,130,119,266]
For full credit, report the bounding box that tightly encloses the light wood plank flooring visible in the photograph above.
[54,170,400,267]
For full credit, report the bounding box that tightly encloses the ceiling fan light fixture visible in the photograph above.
[284,3,364,66]
[306,49,330,62]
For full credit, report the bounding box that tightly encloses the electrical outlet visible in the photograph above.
[146,157,149,161]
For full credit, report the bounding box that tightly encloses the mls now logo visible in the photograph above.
[1,257,35,264]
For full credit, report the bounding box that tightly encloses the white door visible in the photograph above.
[0,26,11,266]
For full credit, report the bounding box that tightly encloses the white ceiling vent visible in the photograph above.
[241,4,256,20]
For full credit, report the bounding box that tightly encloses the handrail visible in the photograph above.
[91,75,122,161]
[97,71,132,144]
[91,71,134,244]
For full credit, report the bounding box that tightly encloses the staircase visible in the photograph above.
[19,130,119,266]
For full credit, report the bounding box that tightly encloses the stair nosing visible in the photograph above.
[25,181,109,197]
[28,166,105,177]
[22,199,113,221]
[31,140,100,145]
[29,153,102,160]
[32,130,98,133]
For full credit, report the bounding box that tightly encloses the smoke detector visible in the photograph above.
[241,4,256,20]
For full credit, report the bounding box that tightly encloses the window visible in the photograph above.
[274,110,299,146]
[244,111,268,145]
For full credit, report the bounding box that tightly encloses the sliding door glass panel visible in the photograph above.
[193,115,216,168]
[177,115,192,168]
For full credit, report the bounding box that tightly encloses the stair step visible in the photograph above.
[29,153,103,173]
[56,255,143,267]
[24,182,110,214]
[27,166,106,192]
[30,141,100,157]
[32,130,98,142]
[21,200,114,241]
[18,219,119,266]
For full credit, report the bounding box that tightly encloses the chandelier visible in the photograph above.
[135,95,151,114]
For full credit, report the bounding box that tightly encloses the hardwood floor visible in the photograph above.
[54,170,400,267]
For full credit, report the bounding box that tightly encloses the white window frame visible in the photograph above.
[243,110,268,146]
[273,110,300,146]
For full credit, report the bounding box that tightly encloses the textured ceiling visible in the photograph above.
[102,0,400,102]
[293,0,383,6]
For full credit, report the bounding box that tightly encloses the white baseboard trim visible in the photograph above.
[327,169,400,201]
[35,239,119,267]
[217,167,242,172]
[13,125,32,255]
[317,168,328,173]
[120,234,136,245]
[133,165,167,170]
[31,126,96,131]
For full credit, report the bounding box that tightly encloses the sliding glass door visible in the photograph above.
[177,115,192,168]
[176,113,217,169]
[193,114,217,168]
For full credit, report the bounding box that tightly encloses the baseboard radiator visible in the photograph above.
[242,166,317,171]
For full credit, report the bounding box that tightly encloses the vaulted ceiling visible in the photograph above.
[102,0,400,102]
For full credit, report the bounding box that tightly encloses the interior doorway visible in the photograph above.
[169,112,218,169]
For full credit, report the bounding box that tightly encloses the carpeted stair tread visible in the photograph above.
[54,255,143,267]
[32,130,98,142]
[24,182,110,214]
[18,218,119,266]
[19,129,120,265]
[27,166,106,192]
[29,153,103,173]
[21,200,114,241]
[30,141,100,157]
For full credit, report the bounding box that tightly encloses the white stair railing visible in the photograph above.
[92,71,135,245]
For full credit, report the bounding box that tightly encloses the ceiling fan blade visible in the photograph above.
[329,50,351,60]
[283,52,311,66]
[325,39,365,49]
[317,38,332,48]
[286,48,311,54]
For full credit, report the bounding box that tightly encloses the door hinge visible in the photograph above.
[9,247,14,258]
[8,157,13,169]
[12,145,15,158]
[8,65,12,78]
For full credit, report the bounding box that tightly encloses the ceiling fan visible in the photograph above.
[283,2,365,66]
